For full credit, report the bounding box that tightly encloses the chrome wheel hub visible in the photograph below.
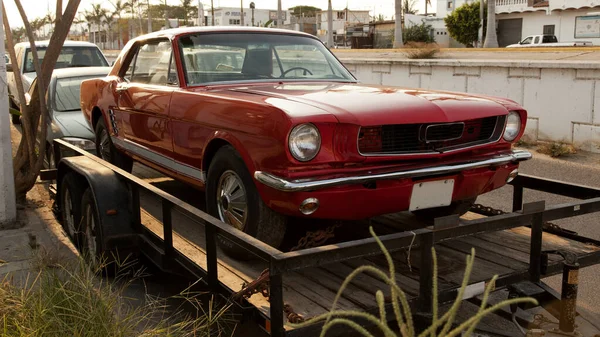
[216,170,248,231]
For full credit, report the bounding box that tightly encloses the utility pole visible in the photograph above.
[327,0,333,47]
[198,0,204,26]
[0,4,17,226]
[277,0,282,27]
[164,0,169,28]
[250,2,255,26]
[478,0,484,47]
[147,0,152,33]
[211,0,214,25]
[240,0,244,25]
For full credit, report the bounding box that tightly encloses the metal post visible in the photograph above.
[130,185,142,232]
[270,259,285,337]
[419,231,434,312]
[327,0,333,48]
[162,199,174,259]
[277,0,283,27]
[513,185,523,212]
[0,3,17,227]
[205,222,218,288]
[529,212,544,282]
[559,257,579,333]
[240,0,244,26]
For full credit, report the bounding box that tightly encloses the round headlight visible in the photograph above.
[503,111,522,142]
[288,123,321,162]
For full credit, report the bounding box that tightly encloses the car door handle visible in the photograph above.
[115,83,129,93]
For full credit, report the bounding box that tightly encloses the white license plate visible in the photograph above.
[409,179,455,211]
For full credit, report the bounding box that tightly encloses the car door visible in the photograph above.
[115,38,177,161]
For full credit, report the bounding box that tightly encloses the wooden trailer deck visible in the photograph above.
[135,170,600,332]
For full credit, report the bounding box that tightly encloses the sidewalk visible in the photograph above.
[0,123,78,284]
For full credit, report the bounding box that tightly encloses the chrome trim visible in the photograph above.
[358,115,507,157]
[112,137,205,182]
[424,122,464,143]
[254,150,532,192]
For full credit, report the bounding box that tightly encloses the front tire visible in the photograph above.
[206,146,287,259]
[95,118,133,173]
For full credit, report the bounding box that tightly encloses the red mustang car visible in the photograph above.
[81,27,531,255]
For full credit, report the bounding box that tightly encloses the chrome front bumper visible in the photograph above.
[254,150,532,192]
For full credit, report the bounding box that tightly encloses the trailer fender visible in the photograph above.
[56,156,135,251]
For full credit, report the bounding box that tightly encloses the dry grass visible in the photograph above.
[0,254,236,337]
[402,42,440,59]
[536,141,577,158]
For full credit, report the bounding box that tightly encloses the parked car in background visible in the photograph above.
[7,40,109,124]
[28,67,110,169]
[506,34,593,48]
[81,27,531,257]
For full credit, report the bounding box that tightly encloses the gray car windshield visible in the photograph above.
[24,47,108,73]
[178,33,355,86]
[54,75,100,111]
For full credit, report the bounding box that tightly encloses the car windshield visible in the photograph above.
[54,75,103,111]
[24,46,108,73]
[178,32,355,86]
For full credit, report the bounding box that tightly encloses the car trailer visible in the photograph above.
[43,139,600,337]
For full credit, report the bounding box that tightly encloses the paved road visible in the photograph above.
[478,148,600,319]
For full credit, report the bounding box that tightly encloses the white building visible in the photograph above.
[316,9,371,43]
[206,7,291,27]
[405,14,459,47]
[495,0,600,46]
[436,0,600,47]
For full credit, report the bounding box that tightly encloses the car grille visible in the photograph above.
[358,116,505,155]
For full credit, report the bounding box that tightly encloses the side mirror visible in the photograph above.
[6,63,13,72]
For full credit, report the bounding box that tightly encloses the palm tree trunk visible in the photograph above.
[394,0,404,47]
[483,0,498,47]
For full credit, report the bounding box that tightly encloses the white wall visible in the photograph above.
[212,7,292,27]
[342,58,600,152]
[498,9,600,45]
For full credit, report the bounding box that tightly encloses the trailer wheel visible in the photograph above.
[412,197,476,222]
[95,119,133,173]
[60,172,85,247]
[80,188,104,267]
[206,146,287,260]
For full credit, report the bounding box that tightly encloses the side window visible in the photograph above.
[128,39,172,85]
[533,36,540,44]
[123,50,137,82]
[521,36,533,44]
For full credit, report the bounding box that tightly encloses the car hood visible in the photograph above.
[52,110,95,139]
[229,83,514,125]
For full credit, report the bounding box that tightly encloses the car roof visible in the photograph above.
[130,26,316,42]
[15,40,99,48]
[51,67,111,79]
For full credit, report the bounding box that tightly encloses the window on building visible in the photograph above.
[229,19,241,25]
[543,24,555,35]
[337,11,345,20]
[447,1,453,9]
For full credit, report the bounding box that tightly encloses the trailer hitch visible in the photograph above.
[541,250,580,335]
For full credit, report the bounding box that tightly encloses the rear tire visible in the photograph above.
[412,198,476,222]
[95,118,133,173]
[206,146,287,260]
[60,173,86,248]
[80,188,105,268]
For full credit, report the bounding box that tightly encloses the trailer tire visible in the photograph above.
[60,172,86,248]
[206,145,287,260]
[412,197,476,222]
[95,119,133,173]
[80,188,106,269]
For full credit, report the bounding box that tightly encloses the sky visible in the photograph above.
[3,0,438,28]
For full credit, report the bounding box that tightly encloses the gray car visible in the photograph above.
[27,67,111,168]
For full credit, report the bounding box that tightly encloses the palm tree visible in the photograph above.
[85,4,107,45]
[394,0,404,47]
[181,0,193,25]
[110,0,127,48]
[483,0,498,47]
[104,12,116,49]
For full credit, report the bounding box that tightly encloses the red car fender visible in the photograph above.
[202,131,258,177]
